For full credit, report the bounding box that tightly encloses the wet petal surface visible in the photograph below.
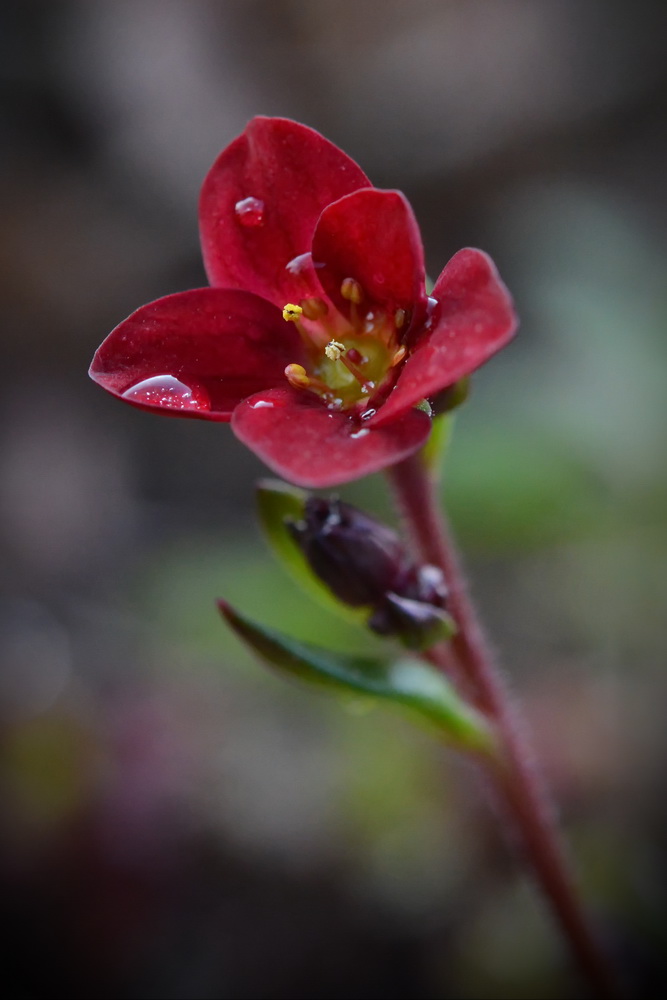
[232,387,431,487]
[90,288,303,420]
[199,117,370,308]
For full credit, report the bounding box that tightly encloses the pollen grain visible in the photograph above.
[282,303,303,322]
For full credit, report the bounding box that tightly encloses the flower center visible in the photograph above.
[282,280,407,411]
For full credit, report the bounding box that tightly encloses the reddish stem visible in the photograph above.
[387,451,621,1000]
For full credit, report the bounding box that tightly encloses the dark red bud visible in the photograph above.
[288,497,406,607]
[288,496,451,648]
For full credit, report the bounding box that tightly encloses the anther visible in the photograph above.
[395,309,406,329]
[284,363,332,395]
[340,278,363,304]
[300,297,328,320]
[325,340,346,361]
[282,303,303,322]
[391,346,407,367]
[284,363,310,388]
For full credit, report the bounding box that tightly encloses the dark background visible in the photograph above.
[1,2,666,997]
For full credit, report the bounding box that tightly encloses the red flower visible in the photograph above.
[90,117,517,488]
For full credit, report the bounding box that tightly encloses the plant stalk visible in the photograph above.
[387,451,620,1000]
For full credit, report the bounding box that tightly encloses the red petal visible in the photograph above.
[232,388,431,488]
[199,117,370,307]
[312,188,426,321]
[89,288,303,420]
[370,249,517,427]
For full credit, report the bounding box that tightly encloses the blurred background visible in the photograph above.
[1,2,666,997]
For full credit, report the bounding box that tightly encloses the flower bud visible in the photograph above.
[288,497,453,649]
[287,497,405,607]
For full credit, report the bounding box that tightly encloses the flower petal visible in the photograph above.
[312,188,426,321]
[232,388,431,488]
[199,117,371,307]
[89,288,303,421]
[369,249,517,427]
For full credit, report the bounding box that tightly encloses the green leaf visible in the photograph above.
[218,600,497,755]
[256,479,366,624]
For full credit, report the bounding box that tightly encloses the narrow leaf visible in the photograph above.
[218,600,496,755]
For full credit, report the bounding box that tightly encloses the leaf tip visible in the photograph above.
[216,598,234,623]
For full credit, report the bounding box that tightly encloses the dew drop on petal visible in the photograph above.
[122,375,210,411]
[234,196,265,227]
[350,428,370,439]
[361,408,377,421]
[425,296,439,330]
[249,399,274,410]
[285,252,312,276]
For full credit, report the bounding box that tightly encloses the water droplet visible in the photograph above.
[350,428,370,439]
[361,408,376,421]
[234,196,265,227]
[285,252,312,276]
[425,296,439,330]
[250,399,274,410]
[122,375,209,411]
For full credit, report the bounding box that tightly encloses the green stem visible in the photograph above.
[387,451,621,1000]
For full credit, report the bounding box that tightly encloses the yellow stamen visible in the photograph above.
[300,297,328,320]
[284,363,310,388]
[282,303,303,322]
[340,278,363,304]
[395,308,406,329]
[285,363,332,395]
[324,340,346,361]
[391,345,407,367]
